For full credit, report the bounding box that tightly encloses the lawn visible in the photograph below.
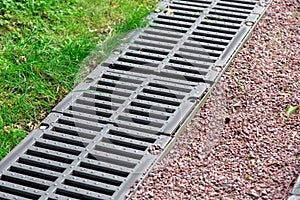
[0,0,157,160]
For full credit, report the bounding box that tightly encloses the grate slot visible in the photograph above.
[101,136,149,151]
[166,9,201,18]
[221,0,256,6]
[70,104,113,118]
[73,168,124,186]
[143,29,184,39]
[52,123,96,139]
[90,85,133,97]
[217,2,254,10]
[104,70,146,78]
[80,159,130,177]
[139,34,179,45]
[173,0,211,7]
[0,192,30,200]
[112,120,162,135]
[156,73,209,86]
[125,49,167,60]
[125,51,165,61]
[75,99,117,113]
[26,148,74,164]
[131,100,176,113]
[152,18,192,28]
[205,15,243,24]
[201,20,240,29]
[87,153,137,169]
[97,80,139,91]
[160,70,206,83]
[18,155,67,173]
[169,57,212,68]
[106,69,149,79]
[101,73,145,83]
[9,164,59,181]
[179,47,221,57]
[42,132,89,147]
[164,64,207,76]
[55,186,110,200]
[169,5,205,12]
[118,114,164,129]
[94,143,144,160]
[118,56,160,67]
[35,139,83,155]
[151,26,188,35]
[169,57,198,67]
[143,87,185,99]
[176,0,212,4]
[109,128,158,143]
[150,23,189,33]
[189,35,229,46]
[184,40,225,51]
[62,111,111,125]
[128,45,169,55]
[58,115,108,130]
[82,92,126,104]
[48,194,78,200]
[192,29,233,40]
[102,73,144,84]
[26,150,72,164]
[157,14,196,23]
[137,93,181,106]
[209,10,248,19]
[1,172,50,190]
[174,52,216,63]
[0,182,41,200]
[197,24,237,35]
[64,177,116,196]
[164,64,208,76]
[134,39,174,49]
[214,5,251,14]
[77,97,120,110]
[125,107,169,120]
[149,80,192,93]
[66,177,116,195]
[106,62,152,74]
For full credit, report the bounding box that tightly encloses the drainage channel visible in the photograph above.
[0,0,271,199]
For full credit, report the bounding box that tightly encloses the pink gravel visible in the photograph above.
[132,0,300,199]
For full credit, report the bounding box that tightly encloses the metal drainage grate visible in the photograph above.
[0,0,271,199]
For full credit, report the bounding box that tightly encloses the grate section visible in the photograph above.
[101,0,266,85]
[0,0,270,199]
[0,113,171,200]
[52,68,206,136]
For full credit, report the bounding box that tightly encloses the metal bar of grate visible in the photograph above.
[0,0,271,199]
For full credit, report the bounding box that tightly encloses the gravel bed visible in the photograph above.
[132,0,300,199]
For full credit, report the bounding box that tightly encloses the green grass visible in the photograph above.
[0,0,157,160]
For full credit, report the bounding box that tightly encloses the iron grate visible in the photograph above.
[0,0,271,199]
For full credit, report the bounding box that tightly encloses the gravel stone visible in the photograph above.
[132,0,300,199]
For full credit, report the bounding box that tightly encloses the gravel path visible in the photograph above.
[132,0,300,199]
